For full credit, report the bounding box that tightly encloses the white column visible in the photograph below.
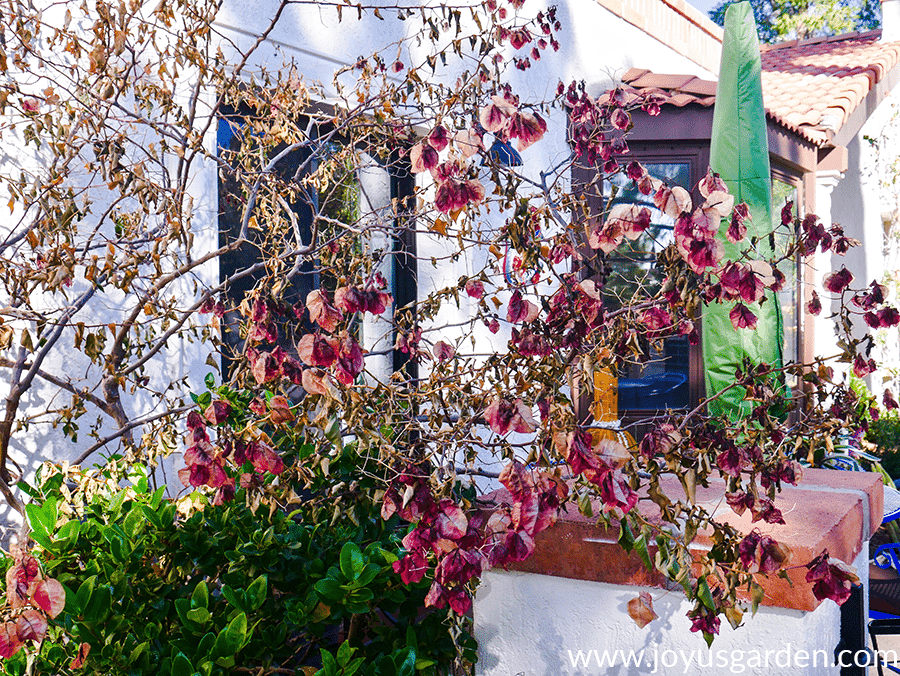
[883,0,900,42]
[814,170,844,375]
[357,153,395,384]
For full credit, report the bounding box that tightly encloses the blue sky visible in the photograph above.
[686,0,719,17]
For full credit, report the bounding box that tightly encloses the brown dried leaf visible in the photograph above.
[595,438,629,469]
[69,642,90,669]
[627,591,658,629]
[16,608,47,642]
[0,622,22,658]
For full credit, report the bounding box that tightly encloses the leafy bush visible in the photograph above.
[868,415,900,479]
[0,460,472,676]
[0,0,889,649]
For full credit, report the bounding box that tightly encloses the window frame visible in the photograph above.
[574,140,815,426]
[573,142,710,424]
[215,103,418,382]
[770,163,805,390]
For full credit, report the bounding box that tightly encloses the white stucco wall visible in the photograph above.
[0,0,722,530]
[824,90,900,394]
[474,542,867,676]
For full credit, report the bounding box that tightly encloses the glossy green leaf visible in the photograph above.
[191,581,209,610]
[214,612,247,657]
[175,598,201,631]
[617,519,634,552]
[171,652,194,676]
[318,648,338,676]
[186,607,210,624]
[75,576,96,616]
[214,655,235,669]
[345,657,365,676]
[55,519,81,549]
[245,575,267,611]
[355,563,380,587]
[395,646,416,676]
[697,578,716,611]
[633,534,652,571]
[129,641,149,664]
[123,507,144,539]
[339,542,365,581]
[315,578,344,602]
[82,585,111,624]
[221,585,244,611]
[149,486,166,509]
[25,500,53,549]
[336,640,353,666]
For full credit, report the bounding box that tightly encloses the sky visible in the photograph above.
[686,0,719,17]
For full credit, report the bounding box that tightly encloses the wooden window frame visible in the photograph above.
[573,141,815,428]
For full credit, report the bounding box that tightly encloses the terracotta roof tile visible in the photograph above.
[627,73,698,89]
[679,79,717,96]
[667,92,702,107]
[619,30,900,146]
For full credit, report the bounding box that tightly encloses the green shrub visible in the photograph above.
[868,414,900,479]
[0,461,472,676]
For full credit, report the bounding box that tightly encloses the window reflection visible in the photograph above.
[772,178,799,390]
[603,162,691,412]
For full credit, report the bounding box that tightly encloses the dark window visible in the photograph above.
[216,104,320,373]
[216,104,417,380]
[602,160,692,413]
[575,144,708,420]
[575,143,805,421]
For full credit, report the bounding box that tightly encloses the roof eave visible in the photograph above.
[829,54,900,148]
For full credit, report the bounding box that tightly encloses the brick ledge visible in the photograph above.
[493,468,882,612]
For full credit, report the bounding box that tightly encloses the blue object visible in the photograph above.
[885,487,900,524]
[617,372,688,411]
[875,544,900,572]
[483,138,522,167]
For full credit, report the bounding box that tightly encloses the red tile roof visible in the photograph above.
[619,30,900,146]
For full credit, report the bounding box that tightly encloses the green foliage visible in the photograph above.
[869,415,900,450]
[868,415,900,479]
[0,462,470,676]
[709,0,880,43]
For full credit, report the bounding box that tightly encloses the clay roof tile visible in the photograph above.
[628,73,697,89]
[679,79,717,96]
[614,30,900,146]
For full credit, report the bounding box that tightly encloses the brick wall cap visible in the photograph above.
[485,467,882,611]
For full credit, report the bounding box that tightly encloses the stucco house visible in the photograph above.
[215,0,900,434]
[212,1,900,673]
[1,0,899,671]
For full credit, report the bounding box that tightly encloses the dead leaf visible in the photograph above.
[16,608,47,642]
[627,591,658,629]
[69,642,90,669]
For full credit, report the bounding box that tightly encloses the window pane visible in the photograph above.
[772,178,798,388]
[604,162,691,412]
[603,163,688,310]
[216,110,328,375]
